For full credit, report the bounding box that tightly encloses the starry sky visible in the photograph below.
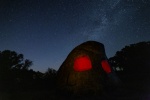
[0,0,150,72]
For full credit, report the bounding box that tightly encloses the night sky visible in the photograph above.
[0,0,150,72]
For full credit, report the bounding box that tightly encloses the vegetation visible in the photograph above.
[109,41,150,82]
[108,41,150,100]
[0,50,57,100]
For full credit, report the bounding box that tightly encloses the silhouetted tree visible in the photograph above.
[0,50,32,71]
[22,59,33,70]
[0,50,33,91]
[109,41,150,82]
[44,68,57,78]
[44,68,57,85]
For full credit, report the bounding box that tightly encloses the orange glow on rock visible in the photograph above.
[101,60,111,74]
[74,56,92,71]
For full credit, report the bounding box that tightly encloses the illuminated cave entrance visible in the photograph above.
[57,41,115,96]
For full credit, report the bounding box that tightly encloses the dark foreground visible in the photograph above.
[0,81,150,100]
[1,71,150,100]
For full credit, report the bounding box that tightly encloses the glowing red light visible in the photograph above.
[101,60,111,74]
[74,56,92,71]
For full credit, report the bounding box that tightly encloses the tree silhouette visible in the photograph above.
[22,59,33,70]
[0,50,32,71]
[45,68,57,78]
[0,50,33,91]
[109,41,150,82]
[44,68,57,86]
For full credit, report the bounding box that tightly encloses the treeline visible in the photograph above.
[0,50,57,92]
[109,41,150,84]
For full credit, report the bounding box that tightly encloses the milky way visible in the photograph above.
[0,0,150,72]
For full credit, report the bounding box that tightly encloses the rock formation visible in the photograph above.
[57,41,119,96]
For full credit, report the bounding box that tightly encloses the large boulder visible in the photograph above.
[57,41,119,96]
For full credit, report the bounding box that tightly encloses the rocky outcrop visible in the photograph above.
[57,41,118,96]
